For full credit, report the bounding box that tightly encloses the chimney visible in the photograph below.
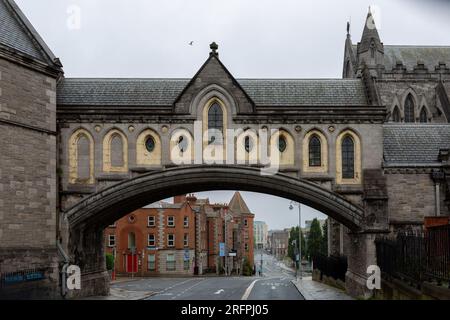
[186,193,198,204]
[173,194,187,204]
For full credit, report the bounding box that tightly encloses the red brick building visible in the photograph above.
[104,192,254,276]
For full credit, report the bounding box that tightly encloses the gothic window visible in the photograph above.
[404,94,415,123]
[208,102,223,144]
[244,136,253,153]
[341,135,355,179]
[110,134,124,167]
[309,135,321,167]
[77,134,90,180]
[392,106,401,122]
[419,107,428,123]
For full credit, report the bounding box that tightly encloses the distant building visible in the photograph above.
[253,221,268,250]
[104,192,254,276]
[269,230,289,259]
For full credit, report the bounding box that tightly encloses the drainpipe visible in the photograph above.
[57,241,70,298]
[435,182,441,217]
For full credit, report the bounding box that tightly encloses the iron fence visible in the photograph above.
[375,224,450,288]
[313,254,347,282]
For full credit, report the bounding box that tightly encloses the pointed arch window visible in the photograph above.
[392,106,401,122]
[208,102,223,144]
[309,135,321,167]
[341,135,355,179]
[404,94,415,123]
[419,107,428,123]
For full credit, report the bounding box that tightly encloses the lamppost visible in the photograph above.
[289,201,302,280]
[224,211,233,276]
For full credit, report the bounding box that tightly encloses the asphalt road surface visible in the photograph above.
[111,252,304,300]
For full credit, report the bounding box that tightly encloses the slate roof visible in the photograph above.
[57,78,369,107]
[228,192,252,215]
[383,124,450,165]
[384,45,450,71]
[0,0,59,67]
[144,201,184,209]
[351,44,450,72]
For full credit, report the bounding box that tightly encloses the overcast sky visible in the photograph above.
[13,0,450,230]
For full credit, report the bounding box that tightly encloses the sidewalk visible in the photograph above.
[291,276,354,300]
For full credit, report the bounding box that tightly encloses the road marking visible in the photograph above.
[271,286,276,290]
[241,279,259,300]
[214,289,224,295]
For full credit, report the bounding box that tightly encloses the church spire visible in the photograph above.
[357,7,383,54]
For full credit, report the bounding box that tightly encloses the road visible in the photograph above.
[111,252,304,300]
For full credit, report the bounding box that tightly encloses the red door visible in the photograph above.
[126,254,138,273]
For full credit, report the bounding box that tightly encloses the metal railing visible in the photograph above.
[313,254,347,282]
[375,225,450,288]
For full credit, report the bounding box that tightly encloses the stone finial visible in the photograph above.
[210,42,219,56]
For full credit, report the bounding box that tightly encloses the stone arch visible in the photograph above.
[136,128,162,166]
[102,128,128,173]
[392,105,401,122]
[302,128,328,173]
[336,129,362,185]
[65,165,364,231]
[192,84,238,118]
[270,128,295,166]
[69,128,94,184]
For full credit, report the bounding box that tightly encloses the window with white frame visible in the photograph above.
[166,253,175,271]
[244,219,248,227]
[148,234,155,247]
[184,216,189,228]
[167,234,175,247]
[108,234,115,247]
[148,216,155,227]
[167,216,175,227]
[184,234,189,247]
[148,254,155,271]
[245,243,249,251]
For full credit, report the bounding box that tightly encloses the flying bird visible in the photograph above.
[188,41,194,46]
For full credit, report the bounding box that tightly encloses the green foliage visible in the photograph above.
[105,253,115,271]
[288,226,305,264]
[306,218,323,260]
[242,258,254,276]
[321,219,328,255]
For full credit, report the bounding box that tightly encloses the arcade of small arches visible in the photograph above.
[68,97,362,186]
[390,92,432,123]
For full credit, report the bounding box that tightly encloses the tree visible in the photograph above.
[242,257,253,276]
[288,226,306,265]
[321,219,328,255]
[306,218,323,260]
[105,253,114,271]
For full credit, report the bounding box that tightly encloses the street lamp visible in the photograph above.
[289,201,302,280]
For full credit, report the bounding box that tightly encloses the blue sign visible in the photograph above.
[219,242,225,257]
[184,249,190,261]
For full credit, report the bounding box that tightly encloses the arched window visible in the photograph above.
[244,136,253,153]
[110,134,124,167]
[392,106,401,122]
[341,135,355,179]
[419,107,428,123]
[77,135,90,180]
[208,102,223,144]
[404,94,415,123]
[308,135,321,167]
[69,128,94,184]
